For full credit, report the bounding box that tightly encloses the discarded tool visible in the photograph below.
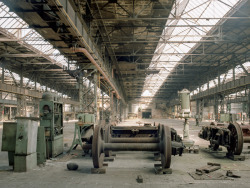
[226,170,241,178]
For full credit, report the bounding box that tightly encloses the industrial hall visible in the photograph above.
[0,0,250,187]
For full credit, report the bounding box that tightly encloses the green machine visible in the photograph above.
[40,92,63,158]
[1,122,17,166]
[1,117,39,172]
[220,113,237,123]
[68,113,95,152]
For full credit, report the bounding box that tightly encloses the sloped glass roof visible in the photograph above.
[0,2,68,67]
[142,0,242,101]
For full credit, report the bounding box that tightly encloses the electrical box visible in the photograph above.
[2,122,17,152]
[1,122,17,166]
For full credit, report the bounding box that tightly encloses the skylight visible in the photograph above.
[142,0,242,100]
[0,3,68,67]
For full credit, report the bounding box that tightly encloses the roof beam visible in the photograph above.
[0,53,42,57]
[114,52,250,56]
[93,17,250,21]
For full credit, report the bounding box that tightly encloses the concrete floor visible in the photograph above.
[0,118,250,188]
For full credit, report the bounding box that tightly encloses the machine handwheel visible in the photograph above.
[160,124,172,168]
[92,126,105,168]
[104,124,112,157]
[227,123,243,155]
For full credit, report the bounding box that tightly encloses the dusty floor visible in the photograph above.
[0,118,250,188]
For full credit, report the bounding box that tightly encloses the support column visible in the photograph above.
[17,65,26,116]
[233,67,235,81]
[34,75,37,91]
[1,65,4,83]
[248,89,250,124]
[93,73,98,121]
[16,95,26,117]
[200,99,204,121]
[195,100,200,126]
[0,60,3,120]
[78,73,83,112]
[33,98,39,117]
[101,90,104,121]
[123,104,127,120]
[0,92,3,121]
[110,91,114,124]
[214,95,219,122]
[119,100,122,122]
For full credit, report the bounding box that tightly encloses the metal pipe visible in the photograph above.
[104,143,160,151]
[71,47,121,100]
[109,137,159,143]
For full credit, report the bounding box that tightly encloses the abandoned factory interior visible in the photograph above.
[0,0,250,187]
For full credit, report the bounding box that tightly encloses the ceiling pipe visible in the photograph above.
[71,47,121,100]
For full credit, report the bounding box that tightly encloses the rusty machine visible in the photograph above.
[91,124,184,171]
[198,122,250,156]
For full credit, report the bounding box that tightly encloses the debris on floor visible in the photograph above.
[196,162,221,174]
[189,172,231,180]
[189,162,231,180]
[226,170,241,178]
[183,145,199,154]
[67,162,78,171]
[136,175,143,183]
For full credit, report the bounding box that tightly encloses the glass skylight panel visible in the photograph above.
[141,0,241,99]
[0,2,68,67]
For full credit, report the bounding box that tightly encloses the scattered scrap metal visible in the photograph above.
[195,162,221,175]
[189,162,240,180]
[136,175,143,183]
[226,170,241,178]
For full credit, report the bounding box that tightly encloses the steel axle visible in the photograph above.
[92,124,178,169]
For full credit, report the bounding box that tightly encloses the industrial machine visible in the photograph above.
[92,124,184,170]
[69,113,95,153]
[1,117,39,172]
[220,113,237,123]
[1,122,17,166]
[178,89,194,147]
[198,122,250,156]
[40,92,63,158]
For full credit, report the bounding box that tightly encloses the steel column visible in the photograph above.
[94,73,98,120]
[78,73,83,112]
